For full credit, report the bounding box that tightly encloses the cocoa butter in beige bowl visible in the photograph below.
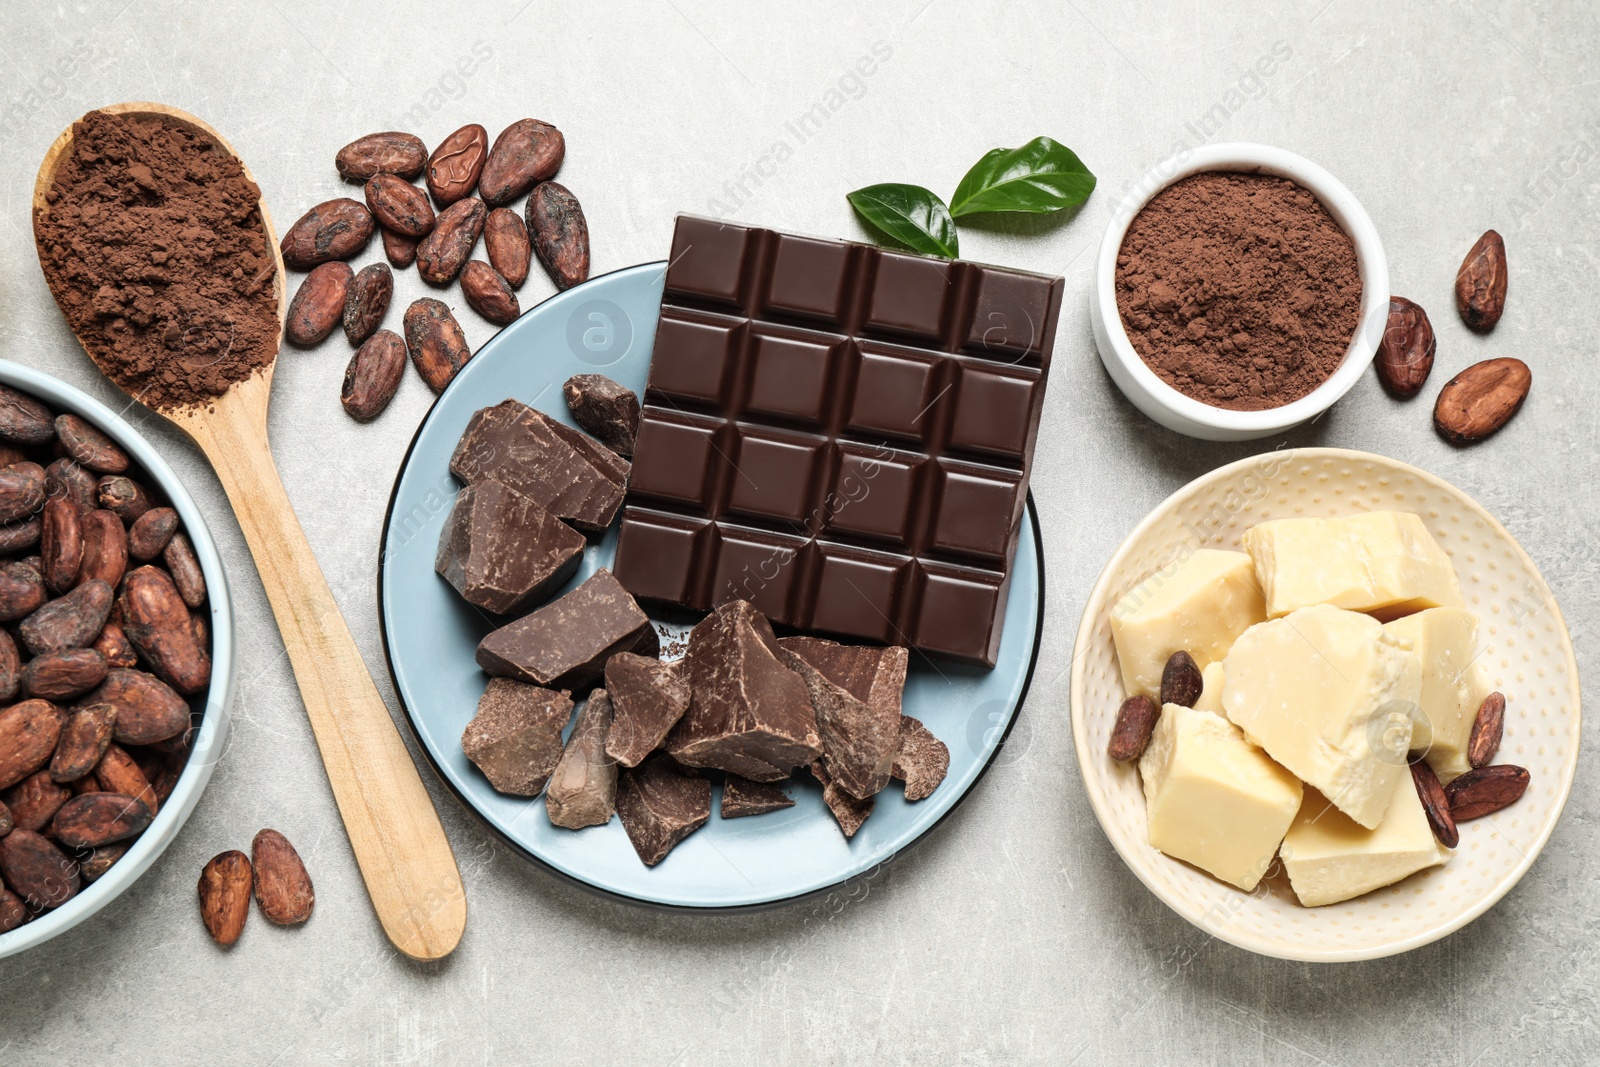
[1070,448,1580,962]
[1091,144,1389,441]
[0,361,234,960]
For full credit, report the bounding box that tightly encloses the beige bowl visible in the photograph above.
[1070,448,1581,962]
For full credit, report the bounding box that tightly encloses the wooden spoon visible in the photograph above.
[33,102,465,960]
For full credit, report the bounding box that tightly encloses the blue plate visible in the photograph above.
[379,262,1044,909]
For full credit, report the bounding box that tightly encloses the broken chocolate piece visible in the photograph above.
[603,652,692,768]
[545,688,618,829]
[891,715,949,801]
[665,599,822,782]
[777,637,905,801]
[460,679,573,796]
[720,776,794,819]
[435,479,585,615]
[450,399,630,533]
[563,374,641,457]
[616,753,711,866]
[809,762,873,838]
[476,569,654,690]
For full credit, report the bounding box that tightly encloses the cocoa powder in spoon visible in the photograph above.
[34,110,280,412]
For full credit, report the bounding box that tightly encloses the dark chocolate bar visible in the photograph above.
[612,216,1060,666]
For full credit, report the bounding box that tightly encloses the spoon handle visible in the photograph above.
[185,391,466,960]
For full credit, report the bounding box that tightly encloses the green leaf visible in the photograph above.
[949,137,1096,218]
[846,183,959,258]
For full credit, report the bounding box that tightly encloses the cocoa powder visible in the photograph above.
[33,110,280,412]
[1115,171,1361,410]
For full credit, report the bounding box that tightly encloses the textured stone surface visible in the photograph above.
[1,2,1597,1063]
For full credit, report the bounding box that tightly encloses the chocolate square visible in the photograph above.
[744,328,839,424]
[963,267,1060,363]
[948,365,1038,460]
[929,461,1022,563]
[764,234,856,325]
[846,345,943,443]
[727,430,824,524]
[709,526,806,621]
[648,311,742,406]
[865,252,953,343]
[628,413,723,509]
[611,512,710,606]
[826,447,921,546]
[809,545,908,643]
[665,216,754,307]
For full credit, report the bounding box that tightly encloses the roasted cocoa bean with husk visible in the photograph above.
[1455,229,1508,333]
[1468,692,1506,769]
[1446,764,1530,820]
[1108,695,1160,762]
[163,533,207,609]
[92,622,139,669]
[484,208,531,288]
[0,829,79,909]
[126,507,178,561]
[403,299,471,393]
[197,849,252,944]
[381,228,418,269]
[50,703,118,782]
[0,516,40,553]
[97,476,152,524]
[341,330,407,422]
[1434,358,1532,444]
[364,174,435,238]
[45,458,97,515]
[285,261,354,348]
[1160,651,1203,708]
[52,792,153,848]
[19,579,113,655]
[0,463,46,524]
[527,182,590,291]
[416,197,486,285]
[191,611,209,653]
[1376,296,1436,398]
[1410,758,1459,848]
[0,385,56,445]
[0,630,19,701]
[0,562,45,622]
[479,119,565,206]
[280,198,375,269]
[252,828,315,925]
[425,124,489,206]
[78,509,128,589]
[460,261,520,325]
[336,132,428,182]
[0,699,65,791]
[3,770,70,833]
[94,743,158,814]
[54,414,129,474]
[40,497,82,592]
[0,798,11,835]
[80,840,130,882]
[0,889,27,931]
[0,444,26,466]
[343,263,393,347]
[119,567,210,695]
[23,648,108,701]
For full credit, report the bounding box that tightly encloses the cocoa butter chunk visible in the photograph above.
[891,715,950,802]
[720,776,794,819]
[665,600,822,782]
[476,569,654,691]
[603,652,691,768]
[435,479,584,615]
[616,753,710,866]
[562,375,641,457]
[809,762,873,838]
[777,637,906,801]
[449,399,630,533]
[545,688,618,829]
[460,679,573,796]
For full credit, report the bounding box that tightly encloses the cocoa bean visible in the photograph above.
[336,131,428,182]
[1375,296,1435,399]
[94,743,158,814]
[0,630,18,702]
[1455,229,1508,333]
[341,263,393,348]
[1410,758,1459,848]
[1160,651,1203,708]
[479,119,565,206]
[80,840,130,882]
[40,497,82,593]
[0,517,40,553]
[0,562,44,622]
[163,533,207,609]
[45,458,97,515]
[3,770,70,833]
[527,182,590,291]
[381,228,418,269]
[1434,357,1531,443]
[364,174,435,238]
[53,414,129,474]
[0,699,65,791]
[0,797,10,835]
[19,579,113,655]
[78,509,128,589]
[197,849,252,945]
[1108,695,1160,762]
[191,611,209,652]
[119,567,210,695]
[49,703,117,782]
[127,507,179,561]
[460,261,520,325]
[0,444,25,466]
[403,299,471,394]
[149,746,188,805]
[484,207,531,288]
[279,198,375,269]
[1446,764,1529,821]
[0,463,46,524]
[0,829,79,909]
[1468,692,1506,769]
[52,792,152,848]
[93,622,139,669]
[285,261,354,347]
[425,123,489,206]
[416,197,486,285]
[0,385,56,446]
[252,829,315,925]
[23,648,107,702]
[0,888,26,931]
[341,330,407,422]
[97,476,152,524]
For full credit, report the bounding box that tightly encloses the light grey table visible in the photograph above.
[1,1,1595,1063]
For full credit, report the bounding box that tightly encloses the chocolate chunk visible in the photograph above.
[476,569,654,691]
[545,688,618,830]
[891,715,949,801]
[777,637,906,801]
[450,399,630,533]
[435,479,585,615]
[720,776,794,819]
[665,599,821,781]
[563,374,641,457]
[603,652,691,768]
[460,679,573,796]
[616,753,711,866]
[809,762,873,838]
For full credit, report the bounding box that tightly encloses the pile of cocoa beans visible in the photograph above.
[0,383,212,934]
[279,120,589,423]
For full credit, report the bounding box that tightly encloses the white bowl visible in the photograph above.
[1070,448,1581,962]
[1091,143,1390,441]
[0,360,235,960]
